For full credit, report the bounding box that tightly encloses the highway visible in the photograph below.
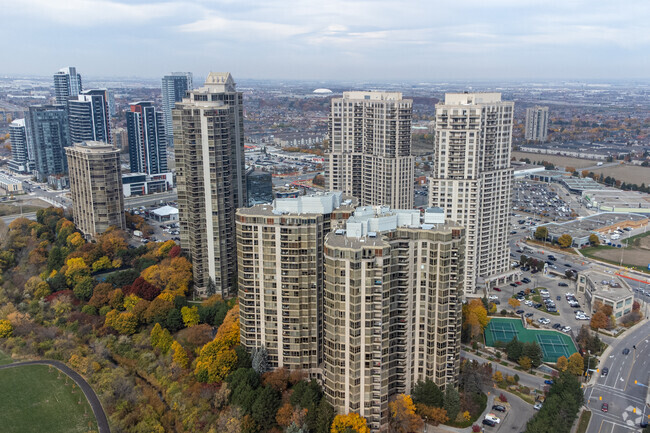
[584,321,650,433]
[124,190,177,208]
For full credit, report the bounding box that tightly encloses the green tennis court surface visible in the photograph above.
[485,318,577,363]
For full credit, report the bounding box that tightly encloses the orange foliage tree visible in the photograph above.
[389,394,423,433]
[194,305,240,383]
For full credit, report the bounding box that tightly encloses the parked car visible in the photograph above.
[562,326,571,333]
[533,403,543,410]
[493,287,501,292]
[492,405,506,412]
[601,367,608,377]
[544,380,554,385]
[482,418,496,427]
[484,414,501,424]
[516,310,525,314]
[558,282,568,287]
[601,403,608,412]
[556,295,561,301]
[525,312,534,318]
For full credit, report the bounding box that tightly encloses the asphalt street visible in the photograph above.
[0,360,110,433]
[584,322,650,433]
[1,211,37,225]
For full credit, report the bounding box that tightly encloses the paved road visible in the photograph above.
[1,211,37,225]
[0,360,110,433]
[584,321,650,433]
[125,190,177,208]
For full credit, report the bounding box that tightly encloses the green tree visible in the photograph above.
[522,342,543,367]
[73,276,95,301]
[588,234,600,246]
[534,226,548,240]
[506,337,523,362]
[412,379,444,408]
[443,386,460,422]
[251,386,281,427]
[558,234,573,248]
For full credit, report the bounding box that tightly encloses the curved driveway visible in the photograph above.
[0,360,110,433]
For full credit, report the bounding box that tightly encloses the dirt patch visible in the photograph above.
[0,202,49,217]
[590,164,650,186]
[590,247,650,268]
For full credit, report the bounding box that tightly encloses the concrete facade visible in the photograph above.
[65,141,125,239]
[328,91,414,210]
[174,72,246,296]
[428,93,514,294]
[525,106,549,142]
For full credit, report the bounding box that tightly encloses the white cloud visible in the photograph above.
[177,14,309,40]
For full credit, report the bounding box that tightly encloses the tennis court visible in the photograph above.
[485,318,577,363]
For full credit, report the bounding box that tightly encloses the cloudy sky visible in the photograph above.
[2,0,649,81]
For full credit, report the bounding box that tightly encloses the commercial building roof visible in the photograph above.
[151,205,178,217]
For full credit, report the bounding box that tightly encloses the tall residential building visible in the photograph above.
[27,105,71,181]
[428,93,514,294]
[53,67,82,105]
[525,106,549,142]
[126,101,167,175]
[323,207,464,430]
[162,72,193,145]
[237,192,356,372]
[245,169,274,206]
[8,119,34,173]
[328,91,414,209]
[68,90,112,145]
[174,72,246,295]
[65,141,125,239]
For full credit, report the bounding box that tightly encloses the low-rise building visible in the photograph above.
[0,173,23,194]
[577,269,635,319]
[122,172,173,197]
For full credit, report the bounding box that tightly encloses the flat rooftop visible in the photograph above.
[581,269,633,300]
[538,212,649,239]
[583,189,650,210]
[561,177,605,191]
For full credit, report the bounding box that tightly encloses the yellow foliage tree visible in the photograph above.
[65,257,90,286]
[518,356,532,371]
[415,404,448,426]
[508,298,521,310]
[181,306,200,327]
[194,305,240,382]
[556,355,568,372]
[0,319,13,338]
[171,340,189,368]
[493,371,503,383]
[92,256,112,273]
[105,310,138,335]
[389,394,423,433]
[466,299,489,339]
[141,256,192,295]
[123,294,142,311]
[156,240,176,258]
[331,413,370,433]
[66,232,84,249]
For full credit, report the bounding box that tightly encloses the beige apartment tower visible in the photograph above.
[525,106,549,142]
[323,207,464,430]
[174,72,247,296]
[65,141,125,239]
[237,192,356,372]
[328,91,414,209]
[428,93,513,294]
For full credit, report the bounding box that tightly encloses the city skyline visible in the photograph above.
[1,0,649,81]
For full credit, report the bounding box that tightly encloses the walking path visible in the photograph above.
[0,360,110,433]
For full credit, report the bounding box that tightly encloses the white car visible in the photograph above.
[533,403,543,410]
[525,300,534,306]
[562,326,571,333]
[485,414,501,424]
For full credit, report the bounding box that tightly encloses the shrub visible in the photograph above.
[81,305,97,315]
[499,393,507,403]
[472,425,481,432]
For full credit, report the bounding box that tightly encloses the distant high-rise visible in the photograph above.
[53,67,82,105]
[428,93,514,294]
[8,119,34,173]
[174,72,246,295]
[162,72,193,146]
[246,169,274,206]
[27,105,71,181]
[525,106,549,142]
[328,91,414,209]
[66,141,125,239]
[126,101,167,175]
[68,89,112,145]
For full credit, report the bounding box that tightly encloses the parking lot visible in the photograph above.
[487,257,593,337]
[126,204,180,246]
[513,180,574,220]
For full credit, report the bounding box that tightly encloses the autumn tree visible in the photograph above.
[558,234,573,248]
[194,305,240,383]
[181,306,200,327]
[518,356,532,371]
[150,323,173,354]
[508,298,521,310]
[534,226,548,241]
[389,394,423,433]
[330,413,370,433]
[567,353,584,375]
[0,320,13,338]
[464,299,489,340]
[590,311,609,330]
[65,257,90,286]
[104,310,138,335]
[171,340,189,368]
[415,404,448,426]
[276,402,295,428]
[588,234,600,246]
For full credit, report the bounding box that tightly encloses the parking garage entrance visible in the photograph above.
[484,318,577,363]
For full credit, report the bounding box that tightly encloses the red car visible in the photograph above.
[601,403,608,412]
[493,287,502,292]
[515,281,523,285]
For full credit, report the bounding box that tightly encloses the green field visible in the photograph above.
[0,365,98,433]
[0,350,12,365]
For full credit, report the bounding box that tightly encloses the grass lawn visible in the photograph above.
[0,203,44,217]
[0,350,12,365]
[576,410,592,433]
[0,365,97,433]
